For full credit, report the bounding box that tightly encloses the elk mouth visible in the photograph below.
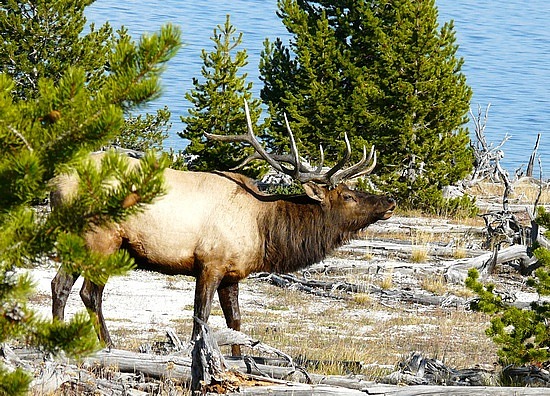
[380,201,397,220]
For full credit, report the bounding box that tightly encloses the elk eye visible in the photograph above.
[343,193,356,202]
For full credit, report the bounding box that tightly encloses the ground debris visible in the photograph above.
[503,364,550,387]
[381,352,498,387]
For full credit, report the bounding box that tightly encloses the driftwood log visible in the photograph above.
[19,346,550,396]
[231,384,550,395]
[255,272,467,309]
[444,244,537,284]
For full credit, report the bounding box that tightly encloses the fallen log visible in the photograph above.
[341,239,487,261]
[255,272,467,309]
[83,348,192,381]
[444,244,537,284]
[227,383,367,395]
[80,348,379,392]
[13,344,550,395]
[381,352,497,386]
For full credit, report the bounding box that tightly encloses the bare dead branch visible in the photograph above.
[526,133,541,178]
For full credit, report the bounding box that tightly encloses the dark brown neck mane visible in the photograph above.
[259,197,358,274]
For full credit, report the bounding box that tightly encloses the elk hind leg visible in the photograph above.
[218,282,242,356]
[51,269,79,321]
[80,279,113,347]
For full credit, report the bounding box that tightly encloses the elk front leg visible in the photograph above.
[80,279,113,347]
[51,269,79,321]
[218,282,242,356]
[191,271,222,342]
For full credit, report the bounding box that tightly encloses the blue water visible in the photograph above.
[85,0,550,175]
[438,1,550,175]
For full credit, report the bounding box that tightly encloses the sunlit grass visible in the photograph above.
[421,273,447,295]
[453,245,467,259]
[465,180,550,206]
[411,246,428,263]
[378,268,394,290]
[237,283,497,378]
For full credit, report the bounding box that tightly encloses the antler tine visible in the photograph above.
[230,152,313,173]
[314,145,324,173]
[322,133,352,182]
[205,100,288,175]
[283,112,302,179]
[331,145,377,184]
[241,100,288,175]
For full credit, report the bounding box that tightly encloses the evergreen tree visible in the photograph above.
[259,1,353,162]
[466,207,550,366]
[180,15,267,178]
[116,106,172,152]
[0,0,110,100]
[0,13,180,395]
[260,0,473,210]
[0,0,174,151]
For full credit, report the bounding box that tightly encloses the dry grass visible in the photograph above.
[421,273,447,295]
[409,230,431,262]
[453,244,468,259]
[411,245,428,262]
[353,293,372,305]
[378,268,394,290]
[235,283,497,378]
[465,180,550,205]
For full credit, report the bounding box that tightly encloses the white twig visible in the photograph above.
[9,125,33,152]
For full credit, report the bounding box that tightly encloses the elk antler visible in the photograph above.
[204,100,376,186]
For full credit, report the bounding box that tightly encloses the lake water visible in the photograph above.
[86,1,550,175]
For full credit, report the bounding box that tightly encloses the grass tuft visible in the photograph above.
[411,246,428,263]
[379,268,394,290]
[421,273,447,295]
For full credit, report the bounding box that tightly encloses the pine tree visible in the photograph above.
[259,3,349,161]
[116,106,172,151]
[0,0,174,152]
[0,0,110,100]
[180,15,267,178]
[0,7,180,393]
[260,0,473,210]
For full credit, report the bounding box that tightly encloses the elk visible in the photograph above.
[50,103,396,356]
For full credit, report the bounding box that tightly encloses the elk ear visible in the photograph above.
[303,182,326,202]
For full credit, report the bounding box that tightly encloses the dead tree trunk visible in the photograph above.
[526,133,541,178]
[445,244,537,284]
[191,317,239,394]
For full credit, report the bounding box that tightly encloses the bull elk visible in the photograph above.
[50,102,396,356]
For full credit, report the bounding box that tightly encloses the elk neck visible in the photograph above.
[258,196,357,274]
